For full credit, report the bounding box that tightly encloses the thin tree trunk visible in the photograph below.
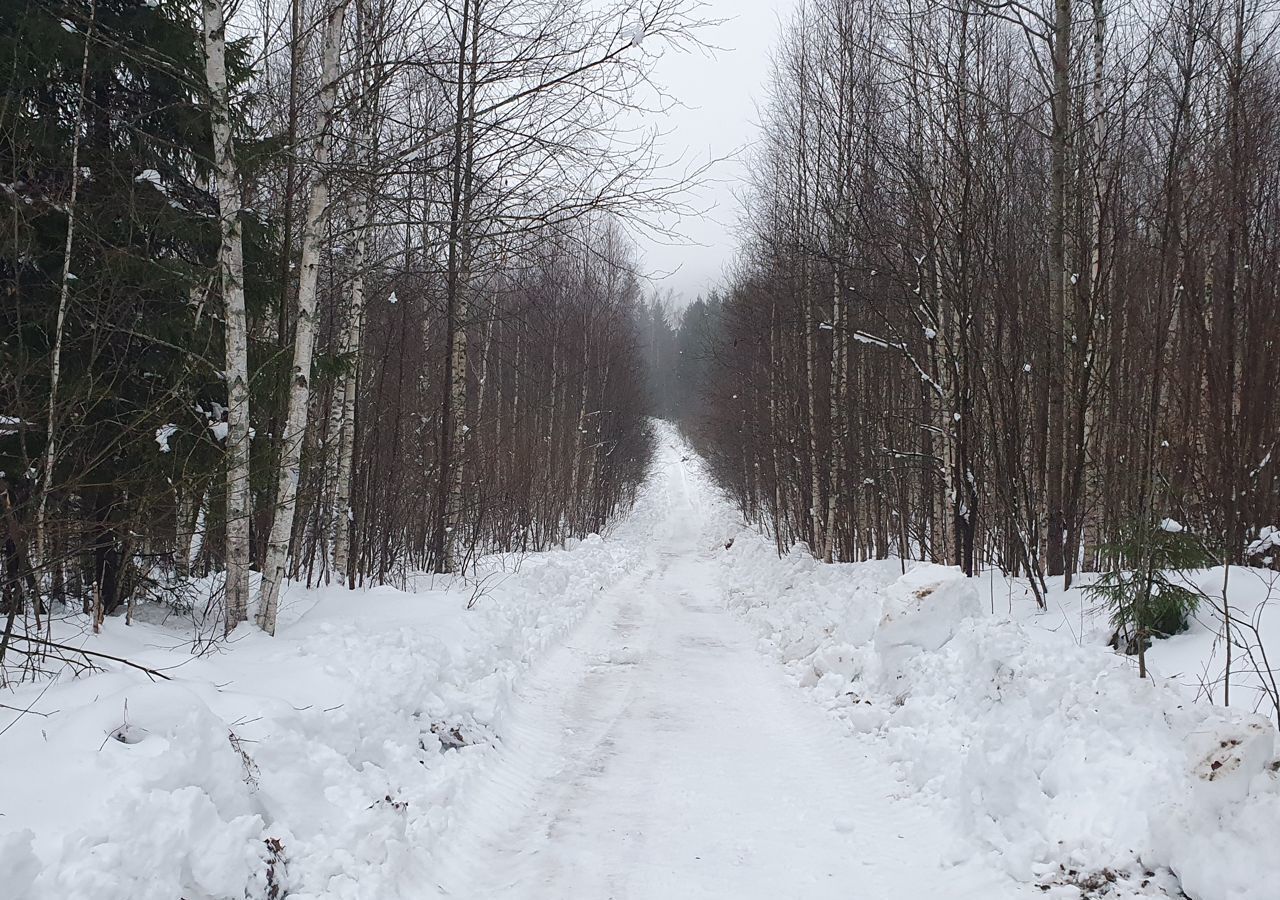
[1047,0,1072,581]
[258,0,349,633]
[769,299,786,554]
[824,259,845,564]
[332,195,372,584]
[36,0,96,570]
[203,0,253,634]
[432,0,479,574]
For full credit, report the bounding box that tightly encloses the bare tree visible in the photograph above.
[203,0,254,634]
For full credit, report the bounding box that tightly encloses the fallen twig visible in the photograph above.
[5,634,172,681]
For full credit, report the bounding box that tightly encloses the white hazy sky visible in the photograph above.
[630,0,795,306]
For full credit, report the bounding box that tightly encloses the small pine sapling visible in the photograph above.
[1087,518,1215,678]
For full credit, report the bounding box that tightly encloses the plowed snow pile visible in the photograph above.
[0,535,639,900]
[720,524,1280,899]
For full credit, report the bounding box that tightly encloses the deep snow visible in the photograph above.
[1,524,640,898]
[716,503,1280,896]
[2,423,1277,899]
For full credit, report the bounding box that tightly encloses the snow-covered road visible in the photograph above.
[432,441,1030,899]
[7,429,1273,899]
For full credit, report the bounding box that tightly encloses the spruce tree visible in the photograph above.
[1,0,271,613]
[1086,519,1215,677]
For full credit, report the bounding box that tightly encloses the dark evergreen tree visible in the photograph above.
[0,0,272,613]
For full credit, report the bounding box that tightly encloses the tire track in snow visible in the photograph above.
[428,569,659,897]
[428,438,1033,899]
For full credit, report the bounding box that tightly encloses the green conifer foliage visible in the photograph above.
[1086,520,1216,669]
[1,0,272,611]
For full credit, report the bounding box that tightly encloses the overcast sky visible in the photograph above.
[630,0,795,307]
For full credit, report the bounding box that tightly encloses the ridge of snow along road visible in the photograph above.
[0,527,650,898]
[702,470,1280,895]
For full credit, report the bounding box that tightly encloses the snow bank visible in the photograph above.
[718,521,1280,899]
[875,567,982,679]
[0,534,639,900]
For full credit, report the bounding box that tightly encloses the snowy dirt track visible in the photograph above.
[8,426,1274,900]
[429,441,1030,899]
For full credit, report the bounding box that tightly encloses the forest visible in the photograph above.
[4,1,1280,898]
[2,0,1276,686]
[673,0,1280,608]
[1,0,701,651]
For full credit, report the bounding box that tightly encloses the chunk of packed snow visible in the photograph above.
[0,831,39,897]
[1247,525,1279,557]
[875,568,981,665]
[154,423,177,453]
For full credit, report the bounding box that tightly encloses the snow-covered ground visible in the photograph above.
[3,424,1277,899]
[423,435,1030,899]
[1,521,641,898]
[718,506,1280,896]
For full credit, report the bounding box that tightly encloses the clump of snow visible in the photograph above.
[155,423,177,453]
[207,421,256,443]
[874,568,981,677]
[0,831,39,898]
[1159,517,1184,533]
[1247,525,1279,558]
[1186,716,1275,810]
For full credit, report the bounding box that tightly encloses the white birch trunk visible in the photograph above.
[442,279,470,572]
[258,0,349,633]
[202,0,253,634]
[36,0,96,570]
[331,196,371,583]
[438,0,480,573]
[824,263,844,564]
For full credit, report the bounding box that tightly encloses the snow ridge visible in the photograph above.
[1,535,640,899]
[716,512,1280,900]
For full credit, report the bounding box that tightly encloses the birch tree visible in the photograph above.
[203,0,253,633]
[35,0,96,575]
[258,0,352,633]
